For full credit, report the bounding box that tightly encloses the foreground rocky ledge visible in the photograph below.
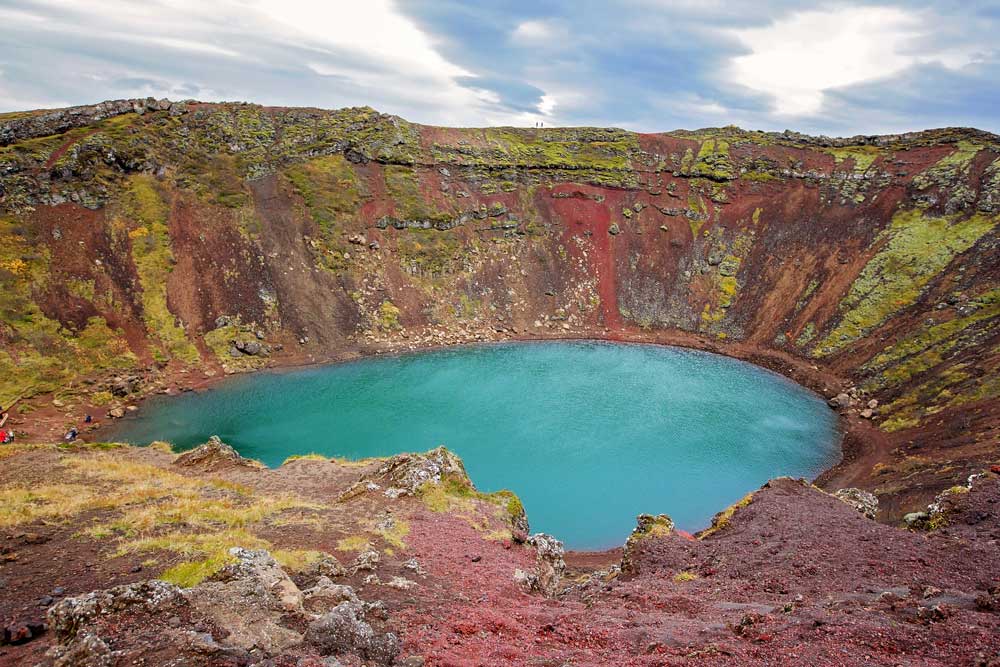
[1,441,998,665]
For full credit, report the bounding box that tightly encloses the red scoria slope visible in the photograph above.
[0,99,998,664]
[0,443,998,666]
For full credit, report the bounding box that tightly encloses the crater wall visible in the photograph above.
[1,99,997,514]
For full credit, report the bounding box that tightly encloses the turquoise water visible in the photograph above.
[108,341,840,550]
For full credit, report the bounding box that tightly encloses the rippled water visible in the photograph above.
[108,341,840,549]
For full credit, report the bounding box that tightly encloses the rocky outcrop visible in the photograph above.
[302,576,360,613]
[46,580,184,642]
[173,436,264,471]
[339,446,469,501]
[39,548,402,666]
[40,580,245,667]
[303,602,400,666]
[621,513,675,574]
[0,98,186,147]
[834,487,879,519]
[185,548,302,652]
[513,533,566,597]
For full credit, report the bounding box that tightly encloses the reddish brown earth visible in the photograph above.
[0,99,998,664]
[1,445,998,666]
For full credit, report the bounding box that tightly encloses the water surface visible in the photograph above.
[109,341,840,550]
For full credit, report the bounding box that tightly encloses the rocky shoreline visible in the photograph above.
[11,326,878,519]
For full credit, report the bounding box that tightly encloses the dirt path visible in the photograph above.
[41,129,99,171]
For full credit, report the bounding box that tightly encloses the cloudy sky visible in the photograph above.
[1,0,998,134]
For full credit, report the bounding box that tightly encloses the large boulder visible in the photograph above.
[303,577,360,613]
[303,601,400,666]
[184,548,303,652]
[827,393,852,410]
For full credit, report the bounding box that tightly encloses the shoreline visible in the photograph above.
[17,326,870,564]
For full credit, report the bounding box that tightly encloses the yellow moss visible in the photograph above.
[826,145,881,173]
[336,535,370,552]
[643,521,674,539]
[673,571,699,582]
[880,415,921,432]
[122,528,273,587]
[699,492,754,538]
[116,528,269,559]
[814,210,997,356]
[0,484,99,527]
[376,300,402,331]
[123,176,200,364]
[1,447,323,596]
[913,140,983,189]
[484,529,513,542]
[375,519,410,550]
[282,453,329,464]
[273,549,326,573]
[160,551,236,588]
[420,482,476,514]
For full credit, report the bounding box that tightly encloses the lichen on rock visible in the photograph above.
[621,513,674,574]
[834,487,879,519]
[514,532,566,597]
[173,435,264,471]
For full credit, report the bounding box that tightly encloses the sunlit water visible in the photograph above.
[108,341,840,550]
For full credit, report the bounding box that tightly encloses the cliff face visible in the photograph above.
[1,99,998,508]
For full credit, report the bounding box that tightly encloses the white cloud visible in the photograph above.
[727,6,975,116]
[511,20,555,43]
[253,0,472,80]
[0,7,45,23]
[0,0,558,126]
[0,68,69,111]
[143,36,239,58]
[538,94,557,115]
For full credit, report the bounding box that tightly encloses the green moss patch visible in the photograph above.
[864,289,1000,389]
[122,176,200,364]
[690,139,733,181]
[913,140,983,190]
[826,145,882,173]
[813,210,996,357]
[396,228,463,276]
[0,216,136,402]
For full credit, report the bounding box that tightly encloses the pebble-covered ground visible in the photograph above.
[1,441,997,666]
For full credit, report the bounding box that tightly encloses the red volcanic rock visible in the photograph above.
[1,102,999,665]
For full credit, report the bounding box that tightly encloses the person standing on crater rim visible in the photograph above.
[0,404,12,444]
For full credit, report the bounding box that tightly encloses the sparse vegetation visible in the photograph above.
[699,492,754,538]
[336,535,371,552]
[122,175,200,364]
[0,447,326,588]
[813,210,996,357]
